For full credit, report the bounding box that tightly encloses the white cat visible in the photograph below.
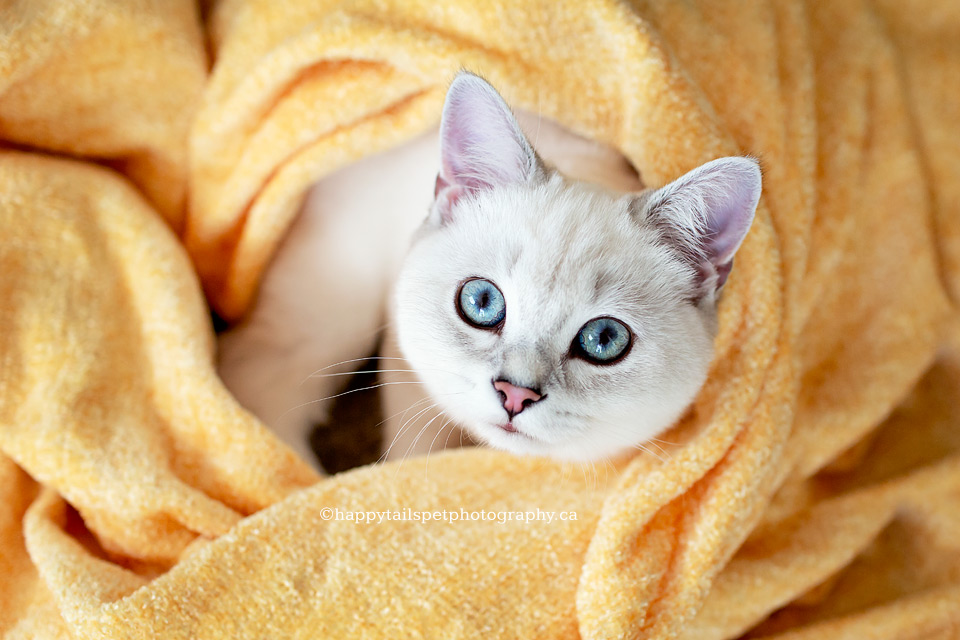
[217,72,760,469]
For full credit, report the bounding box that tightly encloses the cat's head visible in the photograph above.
[394,72,761,461]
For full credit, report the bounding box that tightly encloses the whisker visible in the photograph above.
[631,442,669,463]
[297,356,410,387]
[378,402,439,465]
[375,397,435,430]
[309,367,471,383]
[442,420,458,450]
[427,417,454,456]
[641,440,671,457]
[308,368,418,379]
[278,381,430,421]
[424,417,455,482]
[601,458,618,482]
[403,410,446,463]
[375,387,470,457]
[392,409,446,482]
[576,415,679,463]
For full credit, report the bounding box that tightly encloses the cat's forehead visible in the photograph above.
[457,182,677,290]
[426,180,688,350]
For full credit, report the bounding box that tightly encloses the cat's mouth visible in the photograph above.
[480,420,558,456]
[492,421,540,443]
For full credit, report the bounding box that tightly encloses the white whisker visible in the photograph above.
[297,356,411,387]
[391,408,446,482]
[403,411,446,463]
[278,381,430,421]
[378,402,439,465]
[631,442,669,463]
[375,397,435,430]
[424,417,455,482]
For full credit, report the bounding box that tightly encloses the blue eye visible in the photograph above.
[574,317,632,364]
[457,278,506,329]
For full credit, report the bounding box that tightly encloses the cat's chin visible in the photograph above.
[470,424,555,457]
[467,420,634,461]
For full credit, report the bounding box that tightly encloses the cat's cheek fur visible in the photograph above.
[393,253,488,421]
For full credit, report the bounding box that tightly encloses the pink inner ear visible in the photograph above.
[700,167,762,268]
[712,260,734,289]
[684,158,759,266]
[433,73,536,223]
[434,174,447,198]
[642,157,761,291]
[434,174,466,223]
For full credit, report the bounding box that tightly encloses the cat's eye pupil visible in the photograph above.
[574,317,631,364]
[457,278,506,329]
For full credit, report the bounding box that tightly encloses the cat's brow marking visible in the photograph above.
[505,245,522,278]
[593,270,618,303]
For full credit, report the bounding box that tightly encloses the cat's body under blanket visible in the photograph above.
[218,74,759,471]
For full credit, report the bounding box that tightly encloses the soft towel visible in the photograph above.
[2,1,960,638]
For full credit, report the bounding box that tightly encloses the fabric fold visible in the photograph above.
[0,0,207,230]
[1,0,959,638]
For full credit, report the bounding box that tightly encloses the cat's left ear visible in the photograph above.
[634,157,762,298]
[432,72,541,224]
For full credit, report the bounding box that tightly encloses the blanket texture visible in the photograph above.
[2,0,960,638]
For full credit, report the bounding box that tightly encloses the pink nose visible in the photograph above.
[493,379,542,418]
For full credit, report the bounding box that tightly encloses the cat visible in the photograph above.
[217,71,761,469]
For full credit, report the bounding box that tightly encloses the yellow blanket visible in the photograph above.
[3,1,960,638]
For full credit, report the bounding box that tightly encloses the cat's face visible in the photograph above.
[396,180,719,460]
[394,73,760,461]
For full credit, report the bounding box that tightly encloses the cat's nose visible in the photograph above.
[493,379,543,418]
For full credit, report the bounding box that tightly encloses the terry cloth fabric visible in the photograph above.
[2,1,960,638]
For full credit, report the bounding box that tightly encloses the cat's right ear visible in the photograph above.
[432,72,540,224]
